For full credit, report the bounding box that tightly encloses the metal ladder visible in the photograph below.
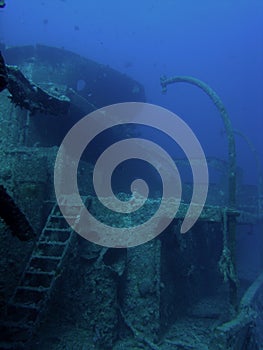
[0,200,80,349]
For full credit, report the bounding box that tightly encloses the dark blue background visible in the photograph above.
[1,0,263,185]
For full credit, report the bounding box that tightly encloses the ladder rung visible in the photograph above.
[31,255,61,260]
[24,270,55,276]
[16,286,49,292]
[37,241,67,246]
[0,201,77,347]
[64,215,80,219]
[42,227,71,232]
[50,215,64,219]
[9,302,40,310]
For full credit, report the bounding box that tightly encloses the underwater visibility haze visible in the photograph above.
[0,1,263,349]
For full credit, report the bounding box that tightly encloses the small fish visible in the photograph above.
[74,25,80,31]
[0,0,6,9]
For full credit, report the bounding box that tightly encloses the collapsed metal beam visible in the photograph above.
[0,51,70,116]
[6,65,70,116]
[0,184,36,241]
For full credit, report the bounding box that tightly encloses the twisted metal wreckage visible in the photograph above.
[0,50,70,116]
[0,46,263,349]
[0,50,70,242]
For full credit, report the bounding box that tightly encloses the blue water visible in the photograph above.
[1,0,263,183]
[1,2,263,348]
